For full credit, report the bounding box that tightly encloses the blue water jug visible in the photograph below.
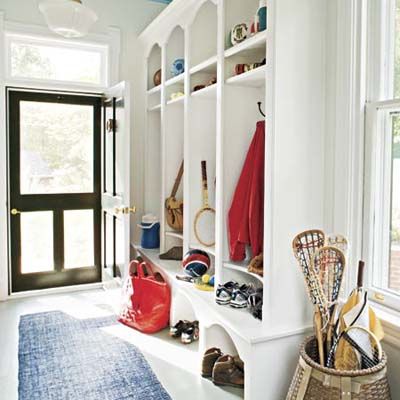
[138,214,160,249]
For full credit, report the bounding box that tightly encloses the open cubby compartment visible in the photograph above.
[190,1,218,68]
[163,103,184,250]
[166,25,185,82]
[222,261,263,287]
[190,70,217,97]
[144,111,162,217]
[166,82,185,105]
[147,43,162,91]
[202,324,245,397]
[221,84,265,278]
[147,90,161,110]
[224,39,266,81]
[187,96,216,253]
[224,0,261,51]
[170,289,198,327]
[225,0,263,52]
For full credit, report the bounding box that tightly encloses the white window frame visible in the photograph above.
[3,21,120,92]
[5,33,109,90]
[363,0,400,312]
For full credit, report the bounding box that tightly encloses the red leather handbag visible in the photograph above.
[119,260,171,334]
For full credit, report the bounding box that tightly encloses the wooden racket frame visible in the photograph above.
[333,325,383,370]
[194,160,215,247]
[292,229,327,365]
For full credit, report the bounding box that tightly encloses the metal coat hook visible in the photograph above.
[257,102,266,118]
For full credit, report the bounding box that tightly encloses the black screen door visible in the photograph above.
[8,90,102,292]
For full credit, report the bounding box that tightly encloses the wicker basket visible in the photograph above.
[286,336,391,400]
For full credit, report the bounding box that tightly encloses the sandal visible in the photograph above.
[181,321,199,344]
[169,320,190,338]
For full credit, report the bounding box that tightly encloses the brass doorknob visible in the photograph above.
[11,208,21,215]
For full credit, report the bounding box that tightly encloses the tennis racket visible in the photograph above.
[327,325,382,370]
[194,161,215,247]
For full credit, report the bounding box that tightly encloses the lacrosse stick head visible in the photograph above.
[292,230,328,319]
[313,246,346,306]
[326,233,349,257]
[292,230,326,273]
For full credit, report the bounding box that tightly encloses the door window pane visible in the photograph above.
[64,210,94,269]
[10,40,105,85]
[20,101,94,194]
[21,212,54,274]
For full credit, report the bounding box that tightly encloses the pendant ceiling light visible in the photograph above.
[39,0,98,38]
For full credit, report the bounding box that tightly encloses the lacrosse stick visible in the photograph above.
[325,233,348,256]
[312,246,346,359]
[292,230,328,365]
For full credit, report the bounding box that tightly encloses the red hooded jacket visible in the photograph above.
[228,121,265,261]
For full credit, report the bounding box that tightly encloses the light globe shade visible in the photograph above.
[39,0,98,38]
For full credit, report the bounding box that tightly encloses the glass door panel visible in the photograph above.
[21,211,54,274]
[64,210,94,269]
[20,101,94,194]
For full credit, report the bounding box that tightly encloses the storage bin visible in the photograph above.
[138,214,160,249]
[286,336,391,400]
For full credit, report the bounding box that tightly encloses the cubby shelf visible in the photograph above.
[166,96,184,106]
[225,30,267,58]
[165,73,184,87]
[147,85,161,95]
[148,104,161,112]
[189,55,217,75]
[226,65,266,88]
[189,243,216,257]
[191,84,217,98]
[165,231,184,240]
[137,247,266,344]
[224,261,263,283]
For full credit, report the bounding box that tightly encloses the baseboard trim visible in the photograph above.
[6,282,105,300]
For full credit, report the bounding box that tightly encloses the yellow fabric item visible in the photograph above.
[335,291,384,371]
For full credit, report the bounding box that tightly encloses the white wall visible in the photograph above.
[0,0,166,284]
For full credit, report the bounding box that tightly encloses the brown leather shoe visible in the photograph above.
[233,355,244,372]
[212,355,244,388]
[201,347,222,377]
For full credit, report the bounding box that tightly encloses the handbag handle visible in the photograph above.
[129,260,140,276]
[170,160,184,198]
[137,261,154,279]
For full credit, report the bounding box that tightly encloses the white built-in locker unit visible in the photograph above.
[138,0,326,398]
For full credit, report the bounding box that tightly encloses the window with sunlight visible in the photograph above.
[7,34,108,87]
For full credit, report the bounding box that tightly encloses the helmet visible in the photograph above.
[182,249,210,277]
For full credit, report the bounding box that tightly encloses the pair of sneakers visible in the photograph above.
[215,281,254,308]
[169,320,199,344]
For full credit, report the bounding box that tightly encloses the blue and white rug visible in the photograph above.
[18,311,171,400]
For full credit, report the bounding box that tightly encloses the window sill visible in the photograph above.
[372,301,400,349]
